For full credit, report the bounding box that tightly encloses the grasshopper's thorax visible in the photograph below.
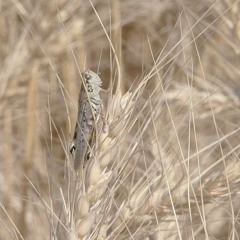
[81,70,102,112]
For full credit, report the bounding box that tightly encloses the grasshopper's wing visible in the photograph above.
[73,101,96,170]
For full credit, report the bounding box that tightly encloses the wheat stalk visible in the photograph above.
[1,0,240,239]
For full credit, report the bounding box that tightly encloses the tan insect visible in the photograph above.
[70,70,104,170]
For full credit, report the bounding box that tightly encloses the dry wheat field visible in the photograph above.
[1,0,240,239]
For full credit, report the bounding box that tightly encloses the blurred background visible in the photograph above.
[1,0,240,239]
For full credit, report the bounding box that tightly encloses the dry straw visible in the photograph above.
[1,0,240,239]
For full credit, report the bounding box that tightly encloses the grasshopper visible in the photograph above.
[70,70,104,170]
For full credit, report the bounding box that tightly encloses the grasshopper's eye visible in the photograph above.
[84,73,92,81]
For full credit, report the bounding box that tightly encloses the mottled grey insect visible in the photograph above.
[70,70,103,170]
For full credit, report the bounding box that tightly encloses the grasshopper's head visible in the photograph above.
[82,70,102,88]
